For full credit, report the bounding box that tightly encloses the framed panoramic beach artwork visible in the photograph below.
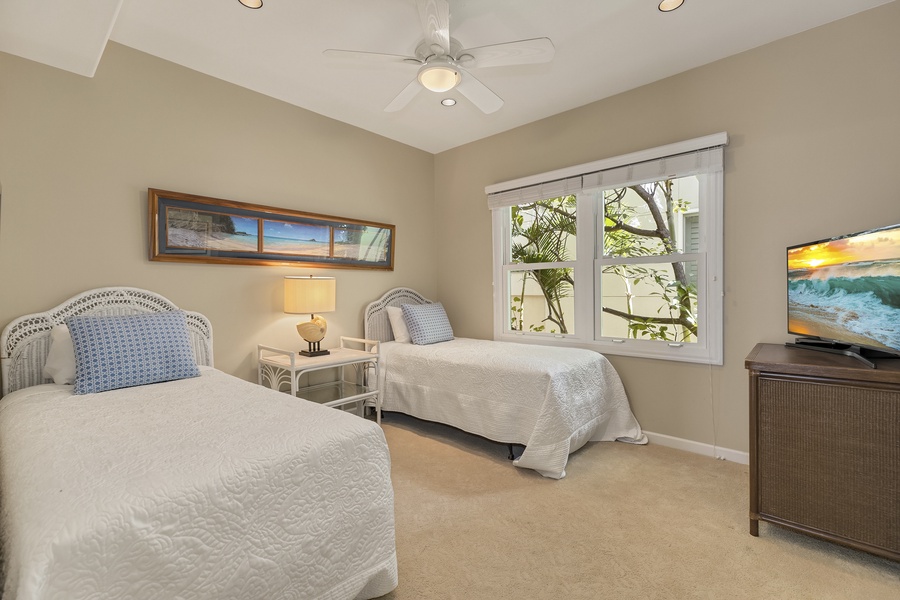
[149,189,395,270]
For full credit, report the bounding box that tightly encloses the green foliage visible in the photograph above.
[509,196,576,334]
[510,297,524,331]
[602,182,698,341]
[509,181,698,342]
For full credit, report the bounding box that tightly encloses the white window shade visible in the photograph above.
[486,132,727,210]
[486,176,583,210]
[582,147,723,191]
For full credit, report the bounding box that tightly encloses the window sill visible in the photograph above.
[497,332,722,365]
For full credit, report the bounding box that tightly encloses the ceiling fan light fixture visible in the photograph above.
[239,0,263,9]
[658,0,684,11]
[418,64,461,93]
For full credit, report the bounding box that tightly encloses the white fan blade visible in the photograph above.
[323,49,422,65]
[417,0,450,56]
[459,37,555,69]
[457,71,503,114]
[384,78,423,112]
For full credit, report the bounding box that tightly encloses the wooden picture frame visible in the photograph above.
[149,189,395,270]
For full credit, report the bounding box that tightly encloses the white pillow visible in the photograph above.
[386,306,411,343]
[42,324,76,385]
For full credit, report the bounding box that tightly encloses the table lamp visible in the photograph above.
[284,275,336,357]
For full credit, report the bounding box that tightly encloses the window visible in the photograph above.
[508,196,577,334]
[488,134,726,364]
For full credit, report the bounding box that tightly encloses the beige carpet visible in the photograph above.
[376,413,900,600]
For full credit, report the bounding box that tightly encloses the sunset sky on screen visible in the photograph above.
[788,227,900,270]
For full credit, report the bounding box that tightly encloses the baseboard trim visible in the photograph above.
[642,430,749,465]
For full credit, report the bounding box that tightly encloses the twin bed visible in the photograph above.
[364,288,646,480]
[0,288,397,600]
[0,285,645,598]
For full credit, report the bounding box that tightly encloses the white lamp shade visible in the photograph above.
[284,276,336,314]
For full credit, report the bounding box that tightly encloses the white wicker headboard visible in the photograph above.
[364,287,432,343]
[0,287,214,397]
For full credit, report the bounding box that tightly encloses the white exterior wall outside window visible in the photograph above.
[488,133,726,365]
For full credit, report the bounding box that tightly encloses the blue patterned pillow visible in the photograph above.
[401,302,454,345]
[67,311,200,395]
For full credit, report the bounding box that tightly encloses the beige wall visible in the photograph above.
[434,2,900,452]
[0,43,436,382]
[2,3,898,454]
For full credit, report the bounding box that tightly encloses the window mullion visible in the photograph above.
[492,208,509,340]
[503,261,575,271]
[596,252,702,267]
[574,192,595,341]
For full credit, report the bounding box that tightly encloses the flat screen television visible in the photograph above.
[787,222,900,367]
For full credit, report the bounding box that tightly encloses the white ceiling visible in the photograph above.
[1,0,893,153]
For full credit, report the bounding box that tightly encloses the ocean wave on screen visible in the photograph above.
[788,275,900,309]
[788,276,900,349]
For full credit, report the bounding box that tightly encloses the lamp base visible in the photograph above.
[297,316,329,358]
[300,337,329,357]
[300,348,330,358]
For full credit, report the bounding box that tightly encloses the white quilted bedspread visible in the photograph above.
[378,338,647,479]
[0,368,397,600]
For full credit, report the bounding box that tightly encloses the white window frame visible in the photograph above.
[488,133,726,365]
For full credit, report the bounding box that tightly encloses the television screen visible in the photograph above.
[787,223,900,355]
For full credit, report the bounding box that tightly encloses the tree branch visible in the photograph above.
[601,306,698,335]
[605,221,660,238]
[630,184,671,241]
[518,200,575,222]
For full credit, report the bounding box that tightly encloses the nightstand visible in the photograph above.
[257,336,381,424]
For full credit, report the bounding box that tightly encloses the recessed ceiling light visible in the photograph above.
[658,0,684,12]
[441,98,457,107]
[239,0,263,9]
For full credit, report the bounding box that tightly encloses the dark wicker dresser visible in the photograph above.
[745,343,900,561]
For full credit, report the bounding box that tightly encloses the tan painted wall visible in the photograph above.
[2,4,898,453]
[434,2,900,452]
[0,43,436,382]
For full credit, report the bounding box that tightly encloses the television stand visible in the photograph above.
[745,343,900,562]
[785,337,899,369]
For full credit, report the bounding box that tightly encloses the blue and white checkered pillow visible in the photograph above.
[401,302,454,345]
[67,311,200,395]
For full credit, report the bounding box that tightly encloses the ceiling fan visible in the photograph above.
[323,0,554,114]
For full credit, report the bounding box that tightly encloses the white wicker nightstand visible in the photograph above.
[257,337,381,424]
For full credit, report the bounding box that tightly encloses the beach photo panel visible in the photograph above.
[333,223,393,264]
[262,219,330,256]
[149,189,394,269]
[165,208,260,252]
